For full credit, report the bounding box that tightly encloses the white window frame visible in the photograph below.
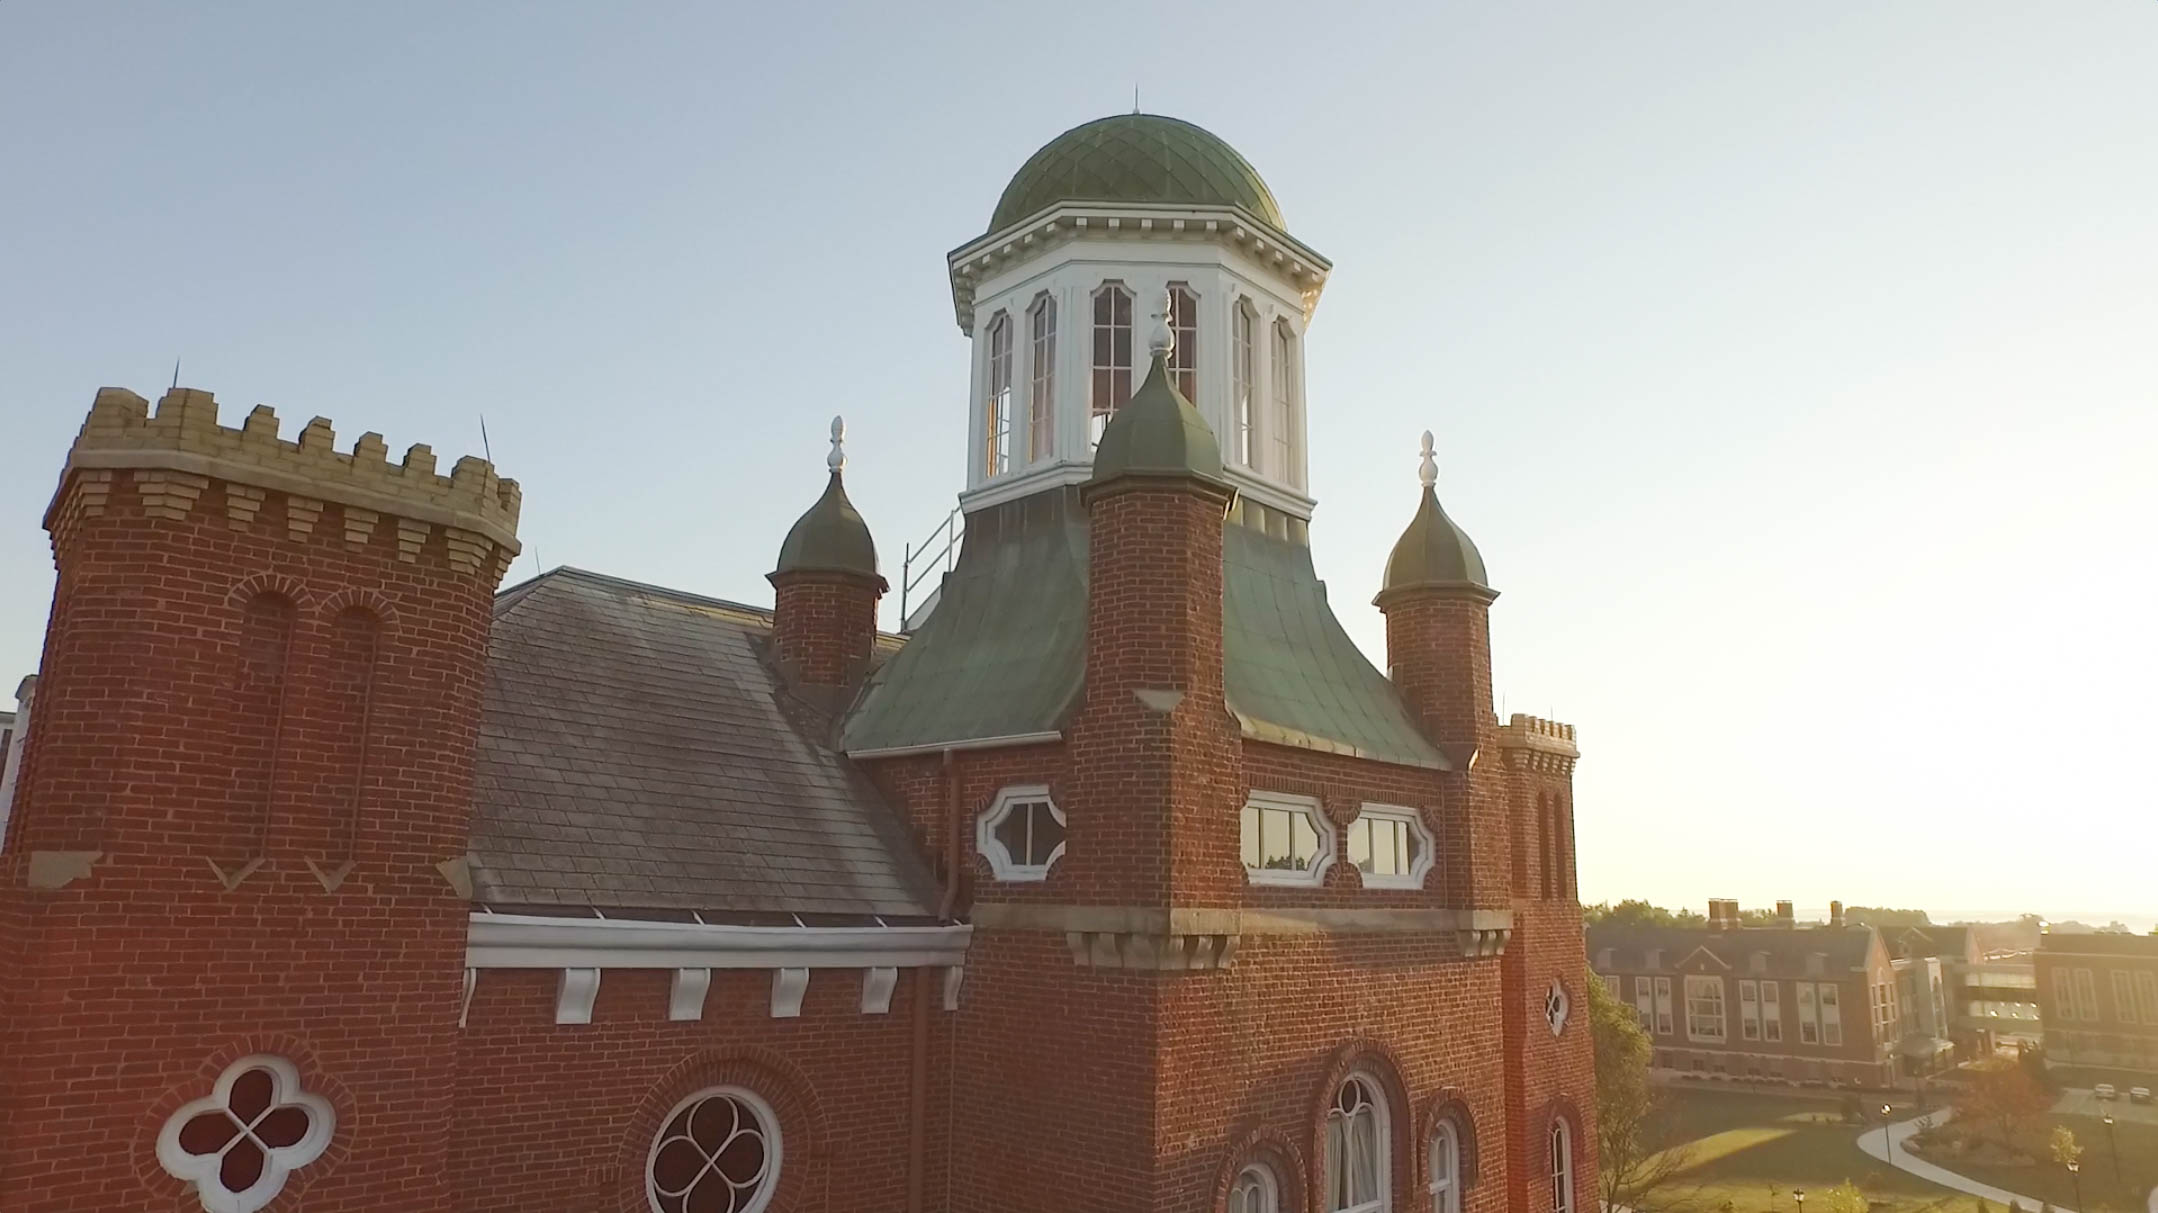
[1762,980,1783,1042]
[1240,790,1336,889]
[1168,282,1200,401]
[646,1085,782,1213]
[1325,1073,1390,1213]
[1347,803,1435,890]
[1429,1120,1460,1213]
[1633,976,1654,1030]
[1820,982,1842,1046]
[1027,293,1056,464]
[2074,968,2101,1022]
[1230,1163,1280,1213]
[975,784,1066,882]
[1798,982,1820,1044]
[2136,970,2158,1026]
[1653,976,1674,1037]
[1231,297,1257,466]
[1548,1118,1574,1213]
[1090,281,1134,445]
[1739,979,1760,1041]
[1684,974,1727,1043]
[2053,968,2077,1021]
[155,1054,336,1213]
[1545,980,1571,1037]
[1269,317,1299,486]
[983,310,1013,477]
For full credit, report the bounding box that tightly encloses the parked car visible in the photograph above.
[2093,1083,2116,1101]
[2130,1086,2153,1105]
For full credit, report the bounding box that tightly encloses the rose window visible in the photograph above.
[155,1055,334,1213]
[646,1087,781,1213]
[1545,980,1571,1037]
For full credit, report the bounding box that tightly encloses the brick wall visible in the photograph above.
[0,447,504,1211]
[769,571,881,688]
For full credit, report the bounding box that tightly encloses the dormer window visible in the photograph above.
[1231,298,1256,466]
[1168,284,1199,400]
[1028,294,1057,463]
[984,311,1013,476]
[1090,283,1134,444]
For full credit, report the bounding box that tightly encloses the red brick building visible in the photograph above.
[2037,932,2158,1080]
[0,114,1598,1213]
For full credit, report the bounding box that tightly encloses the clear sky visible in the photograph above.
[3,3,2152,921]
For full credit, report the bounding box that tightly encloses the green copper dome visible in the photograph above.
[989,114,1285,235]
[1089,350,1227,491]
[774,472,879,581]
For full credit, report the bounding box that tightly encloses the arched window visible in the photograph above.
[1270,318,1298,484]
[1229,1163,1280,1213]
[1326,1075,1388,1213]
[1548,1118,1573,1213]
[1090,283,1134,444]
[1231,299,1256,466]
[1028,294,1057,463]
[984,311,1013,477]
[1539,794,1556,899]
[1428,1121,1460,1213]
[1169,284,1199,400]
[647,1087,781,1213]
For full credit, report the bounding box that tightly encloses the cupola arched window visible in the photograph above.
[1325,1075,1388,1213]
[1231,298,1257,466]
[1090,282,1134,444]
[1028,294,1057,463]
[1270,318,1298,485]
[984,311,1013,477]
[1168,284,1199,401]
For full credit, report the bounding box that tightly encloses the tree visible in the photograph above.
[1956,1061,2052,1149]
[1822,1181,1869,1213]
[1583,899,1707,928]
[1590,968,1695,1212]
[1845,906,1932,928]
[2046,1126,2081,1170]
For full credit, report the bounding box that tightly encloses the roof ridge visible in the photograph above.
[495,565,908,642]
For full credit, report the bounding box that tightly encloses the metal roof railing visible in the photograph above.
[899,505,963,629]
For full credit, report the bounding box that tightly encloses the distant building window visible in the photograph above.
[1270,318,1299,486]
[1090,283,1134,444]
[1739,980,1761,1041]
[1240,791,1334,888]
[1600,972,1623,1001]
[1348,804,1434,890]
[647,1087,780,1213]
[2074,968,2101,1023]
[976,785,1066,881]
[1548,1118,1574,1213]
[1685,975,1726,1043]
[1325,1075,1388,1213]
[1633,977,1654,1030]
[1168,284,1199,400]
[2136,971,2158,1025]
[983,311,1013,477]
[1762,980,1783,1042]
[1231,298,1257,466]
[1230,1164,1280,1213]
[1429,1120,1461,1213]
[1028,294,1057,463]
[2053,968,2077,1021]
[1820,982,1843,1046]
[1654,977,1675,1037]
[156,1055,335,1213]
[1798,982,1820,1044]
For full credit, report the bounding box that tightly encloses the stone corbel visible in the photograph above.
[1064,930,1240,971]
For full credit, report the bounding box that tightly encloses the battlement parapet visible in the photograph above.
[49,386,521,552]
[1496,712,1579,759]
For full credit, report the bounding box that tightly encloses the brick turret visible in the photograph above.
[0,386,518,1212]
[768,416,885,690]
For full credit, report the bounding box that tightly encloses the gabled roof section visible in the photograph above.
[1588,923,1877,974]
[469,567,938,917]
[1677,944,1732,971]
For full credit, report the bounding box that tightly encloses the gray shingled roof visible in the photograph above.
[469,568,940,919]
[1588,924,1878,973]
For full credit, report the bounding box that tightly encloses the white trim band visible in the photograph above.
[466,912,974,972]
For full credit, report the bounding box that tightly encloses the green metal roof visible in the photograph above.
[774,472,879,580]
[1380,485,1489,595]
[1089,351,1227,491]
[841,490,1445,771]
[989,114,1285,235]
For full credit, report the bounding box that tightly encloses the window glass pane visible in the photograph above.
[1291,810,1319,870]
[1027,804,1065,865]
[993,808,1028,866]
[1241,805,1261,869]
[1350,819,1372,871]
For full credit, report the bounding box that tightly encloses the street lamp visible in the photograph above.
[1794,1189,1806,1213]
[2102,1112,2119,1184]
[2066,1159,2081,1213]
[1881,1104,1895,1161]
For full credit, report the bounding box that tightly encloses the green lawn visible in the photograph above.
[1651,1088,1963,1213]
[1916,1112,2158,1213]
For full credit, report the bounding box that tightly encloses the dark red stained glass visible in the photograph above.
[716,1131,765,1185]
[220,1137,265,1193]
[254,1106,310,1149]
[179,1112,238,1156]
[229,1069,274,1121]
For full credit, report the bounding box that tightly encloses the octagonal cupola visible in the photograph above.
[949,114,1332,523]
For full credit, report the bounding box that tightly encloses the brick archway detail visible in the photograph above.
[226,571,313,611]
[1214,1123,1308,1213]
[1307,1037,1415,1210]
[1418,1085,1482,1188]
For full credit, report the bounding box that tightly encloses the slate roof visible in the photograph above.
[468,568,940,919]
[1588,924,1879,973]
[1885,925,1977,963]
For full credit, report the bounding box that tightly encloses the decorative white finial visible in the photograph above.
[1147,292,1174,359]
[827,415,846,473]
[1418,431,1437,489]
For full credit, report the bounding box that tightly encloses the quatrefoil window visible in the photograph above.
[156,1055,335,1213]
[1545,980,1572,1037]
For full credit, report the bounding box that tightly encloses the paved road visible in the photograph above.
[1857,1109,2071,1213]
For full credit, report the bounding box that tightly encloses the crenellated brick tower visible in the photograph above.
[0,387,519,1212]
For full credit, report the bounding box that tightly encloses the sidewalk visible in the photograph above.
[1856,1109,2073,1213]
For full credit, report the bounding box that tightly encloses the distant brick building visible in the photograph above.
[1590,902,1910,1086]
[2037,932,2158,1079]
[0,114,1598,1213]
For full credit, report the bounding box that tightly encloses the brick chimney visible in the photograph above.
[768,416,885,690]
[1830,900,1845,929]
[0,386,519,1211]
[1776,899,1795,928]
